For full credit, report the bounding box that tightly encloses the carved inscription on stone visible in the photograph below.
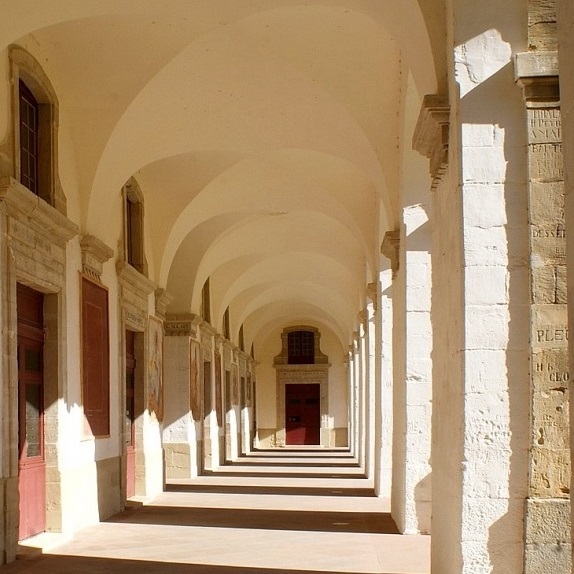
[529,144,564,180]
[532,349,569,392]
[529,109,562,143]
[531,305,568,349]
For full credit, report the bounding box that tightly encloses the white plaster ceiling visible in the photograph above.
[3,0,439,350]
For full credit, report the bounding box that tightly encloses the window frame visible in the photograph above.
[10,45,66,213]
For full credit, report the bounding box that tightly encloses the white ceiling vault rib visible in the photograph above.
[4,0,439,347]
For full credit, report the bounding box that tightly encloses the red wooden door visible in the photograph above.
[285,384,320,445]
[17,285,45,540]
[125,330,136,499]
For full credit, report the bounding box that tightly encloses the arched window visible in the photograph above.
[10,46,66,213]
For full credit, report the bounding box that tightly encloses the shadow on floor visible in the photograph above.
[166,483,376,497]
[204,470,367,479]
[5,554,410,574]
[227,461,361,468]
[106,505,400,535]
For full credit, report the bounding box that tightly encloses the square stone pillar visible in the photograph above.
[364,302,377,480]
[423,2,532,570]
[383,183,433,535]
[373,270,393,498]
[163,316,203,479]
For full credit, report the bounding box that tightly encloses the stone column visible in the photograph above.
[516,52,571,573]
[163,315,202,479]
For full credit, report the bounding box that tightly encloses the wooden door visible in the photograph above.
[125,330,136,499]
[17,284,45,540]
[285,384,320,445]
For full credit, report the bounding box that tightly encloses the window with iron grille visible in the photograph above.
[19,80,38,195]
[288,330,315,364]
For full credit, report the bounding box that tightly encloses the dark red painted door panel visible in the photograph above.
[17,285,45,540]
[125,330,136,499]
[285,384,320,445]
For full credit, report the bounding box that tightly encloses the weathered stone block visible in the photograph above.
[529,143,563,181]
[530,447,570,497]
[532,391,569,449]
[532,349,569,392]
[525,544,571,574]
[525,498,570,544]
[529,181,564,225]
[556,265,567,303]
[528,0,558,51]
[532,266,556,303]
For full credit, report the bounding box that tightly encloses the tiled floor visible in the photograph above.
[7,450,430,573]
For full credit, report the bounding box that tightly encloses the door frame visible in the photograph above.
[17,284,46,540]
[275,366,330,447]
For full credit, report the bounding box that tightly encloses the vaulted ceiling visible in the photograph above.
[1,0,441,352]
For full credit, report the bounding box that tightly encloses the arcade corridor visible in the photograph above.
[8,451,429,574]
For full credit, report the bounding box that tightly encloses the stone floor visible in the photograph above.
[8,449,430,573]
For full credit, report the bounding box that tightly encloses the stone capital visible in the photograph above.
[412,94,450,190]
[366,281,378,310]
[381,230,400,279]
[164,313,201,337]
[80,234,114,280]
[515,52,559,104]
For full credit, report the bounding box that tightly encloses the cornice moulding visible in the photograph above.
[117,260,156,296]
[0,177,78,246]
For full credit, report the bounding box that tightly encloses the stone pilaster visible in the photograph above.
[516,52,571,574]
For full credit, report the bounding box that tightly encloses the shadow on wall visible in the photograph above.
[415,472,432,535]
